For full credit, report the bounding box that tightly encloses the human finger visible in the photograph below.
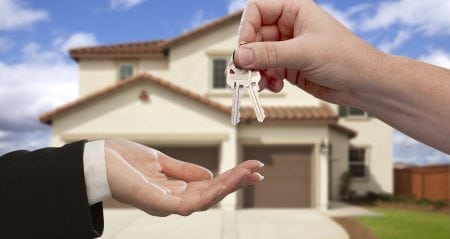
[157,151,213,182]
[234,38,306,70]
[238,0,286,44]
[185,166,263,213]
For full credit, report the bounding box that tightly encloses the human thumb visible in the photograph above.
[234,39,304,70]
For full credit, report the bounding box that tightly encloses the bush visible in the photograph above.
[339,171,353,200]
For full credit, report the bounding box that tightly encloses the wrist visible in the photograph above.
[347,49,392,109]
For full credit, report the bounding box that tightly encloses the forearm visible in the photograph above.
[355,54,450,153]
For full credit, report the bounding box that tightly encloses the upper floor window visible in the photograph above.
[338,105,369,117]
[212,58,227,89]
[119,64,134,80]
[349,147,367,179]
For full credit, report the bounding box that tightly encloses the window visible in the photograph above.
[349,148,367,179]
[212,58,227,89]
[338,105,369,117]
[119,64,134,80]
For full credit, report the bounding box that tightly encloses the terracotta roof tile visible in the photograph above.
[68,11,243,61]
[240,105,338,123]
[69,40,167,61]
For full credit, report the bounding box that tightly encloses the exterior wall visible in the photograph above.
[51,81,232,144]
[328,128,350,200]
[79,58,169,97]
[338,116,393,195]
[79,59,118,96]
[139,58,169,80]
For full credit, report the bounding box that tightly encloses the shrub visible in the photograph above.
[339,171,353,200]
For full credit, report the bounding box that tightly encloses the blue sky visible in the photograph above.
[0,0,450,165]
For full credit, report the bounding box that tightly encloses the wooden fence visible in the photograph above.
[394,164,450,201]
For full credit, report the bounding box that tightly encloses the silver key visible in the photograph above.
[226,59,265,125]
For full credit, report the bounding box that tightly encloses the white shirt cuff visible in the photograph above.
[83,140,111,205]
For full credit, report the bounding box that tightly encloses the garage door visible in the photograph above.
[243,145,313,208]
[104,146,219,208]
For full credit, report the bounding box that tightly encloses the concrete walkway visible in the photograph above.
[100,209,349,239]
[326,201,382,217]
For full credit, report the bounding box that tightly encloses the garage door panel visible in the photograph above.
[243,145,313,208]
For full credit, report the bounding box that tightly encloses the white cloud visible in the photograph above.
[54,32,98,53]
[0,37,14,53]
[320,3,370,31]
[361,0,450,35]
[228,0,246,13]
[393,131,450,166]
[0,41,79,154]
[110,0,145,10]
[378,30,412,53]
[419,49,450,69]
[0,0,48,31]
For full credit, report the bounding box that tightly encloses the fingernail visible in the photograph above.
[237,47,254,67]
[255,173,264,181]
[258,161,264,168]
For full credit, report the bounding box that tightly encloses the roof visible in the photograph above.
[70,40,167,61]
[39,73,356,137]
[69,11,243,61]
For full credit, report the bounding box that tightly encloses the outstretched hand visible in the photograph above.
[104,139,264,216]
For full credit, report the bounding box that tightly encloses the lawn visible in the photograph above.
[357,207,450,239]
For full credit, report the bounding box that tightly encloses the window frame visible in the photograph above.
[348,146,370,181]
[338,105,370,119]
[209,56,229,91]
[117,63,136,81]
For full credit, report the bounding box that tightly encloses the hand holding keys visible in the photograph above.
[226,49,265,125]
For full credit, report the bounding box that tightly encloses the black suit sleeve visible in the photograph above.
[0,140,104,239]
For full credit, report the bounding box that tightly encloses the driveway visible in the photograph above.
[100,209,348,239]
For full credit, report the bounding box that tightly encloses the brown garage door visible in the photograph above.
[104,146,219,208]
[243,145,313,208]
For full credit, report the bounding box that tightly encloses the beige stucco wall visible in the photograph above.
[339,117,393,195]
[328,127,351,200]
[139,58,169,80]
[79,58,170,97]
[79,59,118,96]
[51,81,232,145]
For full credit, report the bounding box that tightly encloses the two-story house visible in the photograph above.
[40,11,393,210]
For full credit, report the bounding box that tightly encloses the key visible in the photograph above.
[247,71,265,122]
[226,59,265,125]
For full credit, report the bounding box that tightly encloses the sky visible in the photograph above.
[0,0,449,165]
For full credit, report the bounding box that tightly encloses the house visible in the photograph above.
[39,11,393,210]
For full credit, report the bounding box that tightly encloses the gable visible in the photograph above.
[50,77,233,143]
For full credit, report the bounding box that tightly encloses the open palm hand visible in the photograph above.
[104,139,264,216]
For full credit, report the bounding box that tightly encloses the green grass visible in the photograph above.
[357,208,450,239]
